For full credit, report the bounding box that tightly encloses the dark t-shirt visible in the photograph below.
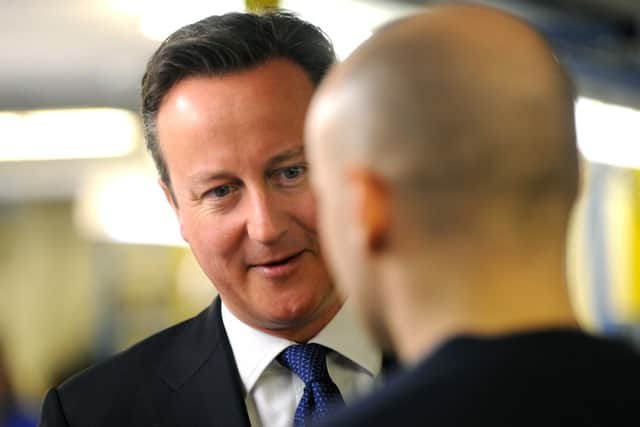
[320,329,640,426]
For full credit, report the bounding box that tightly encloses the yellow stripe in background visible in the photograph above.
[605,167,633,323]
[629,169,640,319]
[606,167,640,323]
[245,0,280,13]
[567,162,640,331]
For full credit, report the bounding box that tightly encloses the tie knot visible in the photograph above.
[277,343,331,385]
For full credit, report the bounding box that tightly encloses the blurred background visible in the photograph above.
[0,0,638,423]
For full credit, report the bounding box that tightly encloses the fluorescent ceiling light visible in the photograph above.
[75,170,184,246]
[136,0,244,41]
[575,97,640,169]
[0,108,139,162]
[129,0,419,58]
[282,0,419,60]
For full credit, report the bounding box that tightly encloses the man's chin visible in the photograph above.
[258,297,342,340]
[262,305,321,329]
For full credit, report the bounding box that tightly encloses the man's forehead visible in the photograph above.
[162,59,313,104]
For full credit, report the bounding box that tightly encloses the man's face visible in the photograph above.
[157,59,341,338]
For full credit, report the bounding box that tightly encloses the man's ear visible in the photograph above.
[159,179,188,243]
[346,168,391,253]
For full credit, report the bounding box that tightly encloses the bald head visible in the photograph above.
[306,5,581,359]
[307,4,578,234]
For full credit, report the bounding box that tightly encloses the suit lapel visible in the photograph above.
[154,297,251,427]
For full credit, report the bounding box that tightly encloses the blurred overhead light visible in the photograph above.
[135,0,244,41]
[575,97,640,169]
[126,0,419,58]
[107,0,149,17]
[281,0,407,60]
[0,108,139,162]
[75,169,184,246]
[284,0,419,60]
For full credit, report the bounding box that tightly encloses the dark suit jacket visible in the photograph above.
[39,297,251,427]
[319,329,640,427]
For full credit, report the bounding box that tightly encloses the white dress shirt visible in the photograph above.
[221,301,382,427]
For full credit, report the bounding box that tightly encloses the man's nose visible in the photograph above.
[246,190,287,245]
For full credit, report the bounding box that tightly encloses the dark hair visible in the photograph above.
[141,11,336,188]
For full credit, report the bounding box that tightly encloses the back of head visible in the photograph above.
[307,5,582,360]
[311,4,578,241]
[141,11,336,188]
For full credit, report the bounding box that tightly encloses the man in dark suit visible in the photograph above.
[39,11,384,427]
[305,4,640,426]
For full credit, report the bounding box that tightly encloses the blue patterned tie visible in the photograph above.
[277,343,345,426]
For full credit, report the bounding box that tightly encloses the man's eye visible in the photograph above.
[209,185,232,198]
[281,165,306,180]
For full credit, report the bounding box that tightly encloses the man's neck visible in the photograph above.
[383,256,579,365]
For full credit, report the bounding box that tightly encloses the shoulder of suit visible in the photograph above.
[57,302,216,395]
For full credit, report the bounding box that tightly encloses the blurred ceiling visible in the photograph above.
[0,0,638,202]
[0,0,157,112]
[422,0,640,107]
[2,0,639,111]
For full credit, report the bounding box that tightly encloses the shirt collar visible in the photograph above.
[308,301,381,377]
[221,300,381,394]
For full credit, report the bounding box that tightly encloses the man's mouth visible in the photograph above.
[249,250,305,278]
[260,252,302,266]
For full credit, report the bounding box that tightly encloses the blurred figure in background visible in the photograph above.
[40,10,385,427]
[1,345,36,427]
[306,4,640,426]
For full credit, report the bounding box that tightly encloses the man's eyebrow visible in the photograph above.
[187,146,305,185]
[188,170,236,184]
[266,146,305,169]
